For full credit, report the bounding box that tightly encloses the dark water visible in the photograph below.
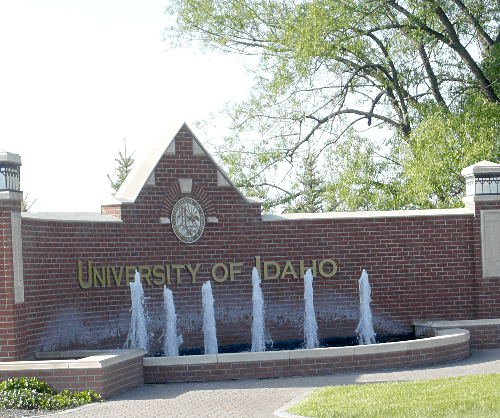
[149,332,417,357]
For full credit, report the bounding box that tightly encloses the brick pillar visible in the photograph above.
[462,161,500,318]
[0,191,28,360]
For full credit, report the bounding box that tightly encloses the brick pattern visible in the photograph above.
[0,126,494,361]
[144,341,470,383]
[0,199,29,361]
[101,205,122,219]
[0,356,144,399]
[457,325,500,349]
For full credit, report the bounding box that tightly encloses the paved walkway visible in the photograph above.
[35,349,500,418]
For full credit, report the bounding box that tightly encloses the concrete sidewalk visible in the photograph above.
[35,349,500,418]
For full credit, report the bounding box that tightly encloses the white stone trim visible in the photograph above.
[413,318,500,327]
[0,191,23,201]
[164,139,176,155]
[21,212,122,223]
[178,178,193,194]
[1,349,147,371]
[463,194,500,203]
[145,171,155,186]
[11,212,24,304]
[142,329,469,366]
[192,139,206,156]
[461,160,500,176]
[217,170,230,187]
[0,150,22,165]
[262,207,473,222]
[481,210,500,278]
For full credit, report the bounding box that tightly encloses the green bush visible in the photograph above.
[0,377,101,410]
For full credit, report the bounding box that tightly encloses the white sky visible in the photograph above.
[0,0,251,212]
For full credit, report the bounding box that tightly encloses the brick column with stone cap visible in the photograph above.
[0,150,28,360]
[462,161,500,318]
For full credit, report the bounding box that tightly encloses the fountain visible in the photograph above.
[303,269,319,349]
[356,269,376,345]
[251,267,266,352]
[202,280,218,355]
[163,286,183,357]
[124,271,148,350]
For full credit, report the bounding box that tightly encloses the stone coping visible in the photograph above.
[413,319,500,328]
[143,329,469,367]
[0,349,147,371]
[262,208,473,222]
[0,191,23,201]
[21,212,123,223]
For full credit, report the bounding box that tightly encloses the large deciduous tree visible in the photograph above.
[164,0,500,211]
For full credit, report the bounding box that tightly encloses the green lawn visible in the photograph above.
[287,374,500,418]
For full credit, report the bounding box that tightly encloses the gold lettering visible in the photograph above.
[153,265,165,286]
[230,263,243,281]
[263,261,280,280]
[138,266,152,285]
[281,261,298,279]
[319,259,337,277]
[212,263,228,282]
[77,261,92,289]
[78,258,337,288]
[172,265,184,284]
[105,267,111,287]
[125,266,136,286]
[186,264,201,283]
[300,260,317,278]
[110,267,124,286]
[93,267,106,287]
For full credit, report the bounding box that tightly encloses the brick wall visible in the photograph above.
[1,125,493,360]
[414,319,500,349]
[0,350,145,399]
[144,331,470,383]
[0,196,29,361]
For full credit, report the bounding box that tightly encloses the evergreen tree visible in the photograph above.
[21,193,36,212]
[107,139,135,196]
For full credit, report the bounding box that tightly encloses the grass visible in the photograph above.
[287,374,500,418]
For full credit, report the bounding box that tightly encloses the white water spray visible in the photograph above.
[202,280,218,355]
[356,269,376,345]
[304,269,319,349]
[163,286,183,357]
[124,271,148,350]
[251,267,266,352]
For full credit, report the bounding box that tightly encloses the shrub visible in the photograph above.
[0,377,101,410]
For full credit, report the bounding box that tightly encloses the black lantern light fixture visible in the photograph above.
[0,150,22,192]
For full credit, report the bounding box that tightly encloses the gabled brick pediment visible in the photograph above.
[101,120,262,222]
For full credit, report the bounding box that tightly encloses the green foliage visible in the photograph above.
[288,373,500,418]
[401,97,500,208]
[0,377,101,411]
[107,139,135,196]
[325,132,405,211]
[284,148,326,213]
[165,0,500,211]
[21,193,36,212]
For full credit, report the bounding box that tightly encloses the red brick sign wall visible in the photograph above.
[5,126,495,360]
